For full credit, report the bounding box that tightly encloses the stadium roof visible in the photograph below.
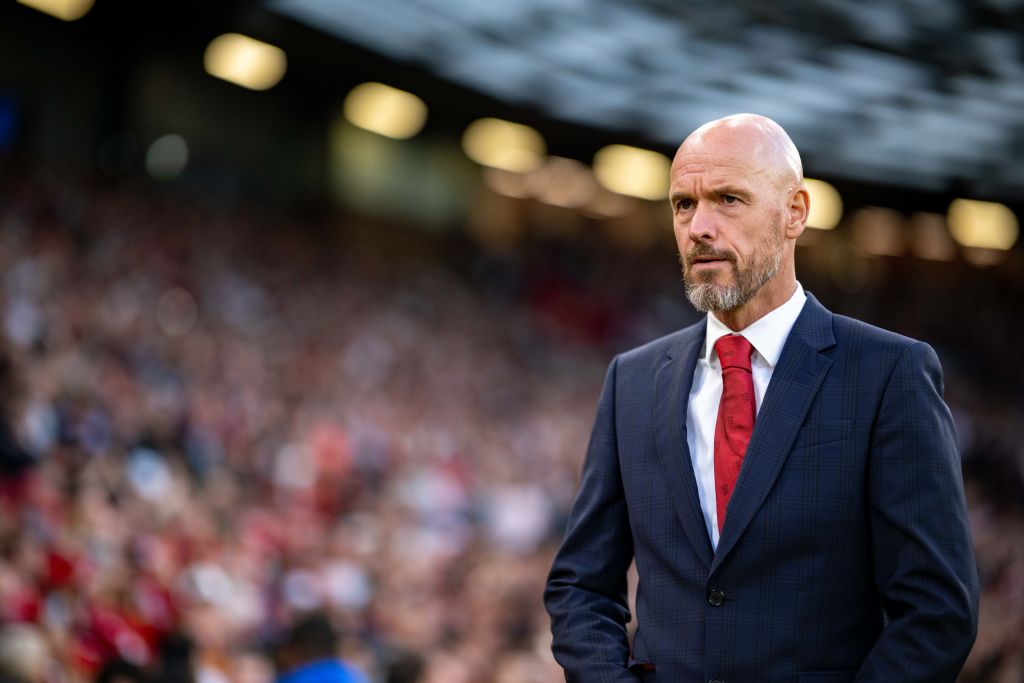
[270,0,1024,199]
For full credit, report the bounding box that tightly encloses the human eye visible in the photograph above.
[721,194,738,205]
[674,197,694,211]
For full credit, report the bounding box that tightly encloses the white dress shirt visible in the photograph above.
[685,282,807,549]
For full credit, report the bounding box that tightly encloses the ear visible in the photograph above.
[784,186,810,240]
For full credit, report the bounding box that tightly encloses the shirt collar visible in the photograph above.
[702,281,807,368]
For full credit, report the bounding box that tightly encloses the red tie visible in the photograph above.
[713,334,756,532]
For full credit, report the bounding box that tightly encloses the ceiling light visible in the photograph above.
[204,33,287,91]
[462,118,545,173]
[343,82,427,140]
[592,145,670,201]
[947,198,1018,250]
[17,0,94,21]
[804,178,843,230]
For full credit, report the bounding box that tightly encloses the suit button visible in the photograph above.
[709,679,725,683]
[708,589,725,606]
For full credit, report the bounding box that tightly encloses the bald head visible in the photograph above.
[675,113,803,190]
[668,113,810,329]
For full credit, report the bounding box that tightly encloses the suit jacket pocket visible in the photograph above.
[627,658,655,680]
[790,420,851,451]
[798,671,855,683]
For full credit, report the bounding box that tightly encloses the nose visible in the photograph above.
[687,201,717,244]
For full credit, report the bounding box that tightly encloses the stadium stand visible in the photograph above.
[0,168,1020,682]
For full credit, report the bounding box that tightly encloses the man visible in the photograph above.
[544,114,978,683]
[274,612,368,683]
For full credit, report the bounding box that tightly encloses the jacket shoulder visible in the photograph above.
[616,320,703,368]
[831,313,926,353]
[827,312,945,387]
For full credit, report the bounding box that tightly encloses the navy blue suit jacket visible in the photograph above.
[545,293,978,683]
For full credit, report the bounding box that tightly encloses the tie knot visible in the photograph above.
[714,334,754,371]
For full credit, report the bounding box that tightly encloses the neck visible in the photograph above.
[714,274,797,332]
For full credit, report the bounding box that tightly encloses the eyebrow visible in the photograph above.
[669,185,751,202]
[708,184,751,198]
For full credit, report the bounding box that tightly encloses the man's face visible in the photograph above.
[669,138,789,313]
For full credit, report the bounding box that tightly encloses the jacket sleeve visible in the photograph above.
[859,341,980,682]
[544,356,639,683]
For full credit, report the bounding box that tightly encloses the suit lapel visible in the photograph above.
[710,293,836,576]
[653,320,714,569]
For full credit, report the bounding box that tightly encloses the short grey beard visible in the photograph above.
[684,246,782,313]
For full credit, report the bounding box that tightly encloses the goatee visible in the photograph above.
[682,240,782,313]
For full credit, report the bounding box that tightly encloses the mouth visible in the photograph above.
[688,255,731,268]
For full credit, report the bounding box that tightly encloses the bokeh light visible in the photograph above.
[804,178,843,230]
[948,198,1018,250]
[17,0,94,21]
[145,135,189,181]
[343,82,428,140]
[592,144,670,201]
[462,118,546,173]
[204,33,287,91]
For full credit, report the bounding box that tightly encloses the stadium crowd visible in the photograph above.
[0,173,1021,682]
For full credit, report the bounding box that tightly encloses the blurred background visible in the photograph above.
[0,0,1022,681]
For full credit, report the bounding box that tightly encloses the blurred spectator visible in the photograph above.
[0,351,33,477]
[0,623,50,683]
[274,613,365,683]
[378,648,422,683]
[95,660,147,683]
[149,633,195,683]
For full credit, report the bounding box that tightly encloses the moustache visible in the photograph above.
[684,243,736,267]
